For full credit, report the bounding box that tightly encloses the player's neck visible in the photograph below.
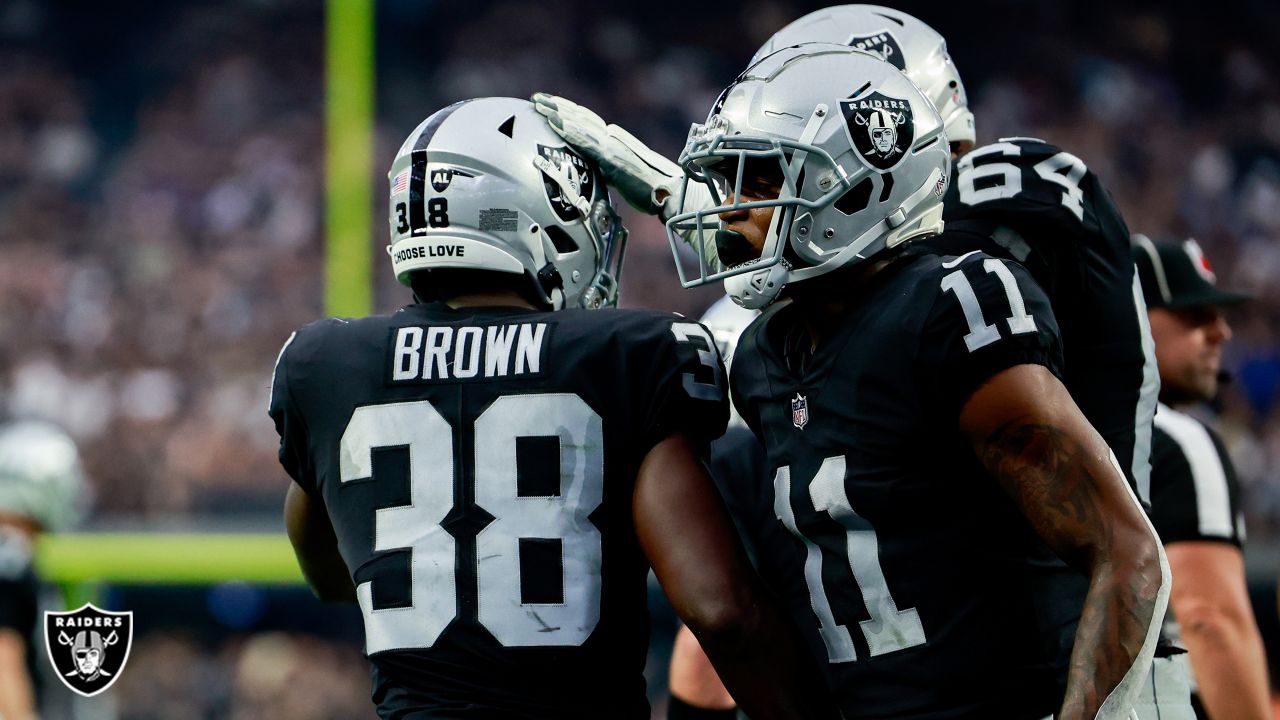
[790,256,896,349]
[444,290,540,310]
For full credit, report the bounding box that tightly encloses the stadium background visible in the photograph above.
[3,0,1280,716]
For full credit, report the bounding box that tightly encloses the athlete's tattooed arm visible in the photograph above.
[959,364,1169,720]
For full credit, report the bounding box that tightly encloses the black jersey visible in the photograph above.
[940,137,1157,504]
[270,301,728,719]
[0,529,39,700]
[1150,403,1245,548]
[730,247,1077,719]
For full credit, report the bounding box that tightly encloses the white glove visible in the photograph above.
[532,92,721,268]
[531,92,685,215]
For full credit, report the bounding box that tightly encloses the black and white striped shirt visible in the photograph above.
[1150,402,1245,548]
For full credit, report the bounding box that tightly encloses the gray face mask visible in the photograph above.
[664,46,951,309]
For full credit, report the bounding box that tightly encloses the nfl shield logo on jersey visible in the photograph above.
[840,92,915,172]
[791,393,809,430]
[45,603,133,697]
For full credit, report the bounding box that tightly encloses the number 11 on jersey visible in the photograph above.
[775,456,926,663]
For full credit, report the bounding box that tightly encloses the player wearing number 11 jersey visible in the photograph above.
[663,49,1168,719]
[269,98,837,720]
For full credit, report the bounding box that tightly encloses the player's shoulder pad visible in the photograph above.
[907,246,1006,282]
[553,307,725,373]
[279,315,384,363]
[990,136,1063,156]
[914,247,1054,327]
[557,306,692,341]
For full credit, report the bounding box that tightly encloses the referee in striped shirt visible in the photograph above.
[1134,235,1269,719]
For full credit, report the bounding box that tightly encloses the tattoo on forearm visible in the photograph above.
[979,420,1160,720]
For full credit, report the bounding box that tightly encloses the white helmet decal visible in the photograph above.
[752,5,976,146]
[843,92,914,171]
[536,144,596,222]
[846,31,905,70]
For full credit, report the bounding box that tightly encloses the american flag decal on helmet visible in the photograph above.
[391,169,410,195]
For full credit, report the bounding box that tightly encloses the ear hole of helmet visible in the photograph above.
[914,136,941,154]
[835,177,873,215]
[879,172,895,203]
[545,225,580,254]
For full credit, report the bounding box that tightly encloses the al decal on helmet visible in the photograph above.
[840,91,915,172]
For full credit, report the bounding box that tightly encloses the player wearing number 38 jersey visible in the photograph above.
[269,98,837,720]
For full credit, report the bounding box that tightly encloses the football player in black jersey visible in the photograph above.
[270,97,837,720]
[0,420,85,720]
[531,7,1169,716]
[1133,235,1270,719]
[658,47,1166,719]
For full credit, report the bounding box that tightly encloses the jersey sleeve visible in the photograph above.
[917,253,1065,419]
[639,318,730,451]
[1149,414,1245,547]
[268,330,317,494]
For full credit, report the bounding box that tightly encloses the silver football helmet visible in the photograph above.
[752,5,975,148]
[387,97,627,310]
[0,420,85,532]
[665,46,950,308]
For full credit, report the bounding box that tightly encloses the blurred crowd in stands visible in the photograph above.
[4,0,1280,716]
[4,0,1280,524]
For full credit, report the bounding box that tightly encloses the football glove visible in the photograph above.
[531,92,719,266]
[532,92,679,215]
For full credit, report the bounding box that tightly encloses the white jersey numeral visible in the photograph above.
[1032,151,1088,221]
[775,456,927,664]
[340,394,604,653]
[958,143,1089,221]
[671,322,723,402]
[341,400,456,652]
[941,259,1038,352]
[474,394,603,646]
[957,141,1023,204]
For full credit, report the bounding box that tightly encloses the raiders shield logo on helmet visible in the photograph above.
[840,92,915,172]
[845,31,906,70]
[536,144,596,222]
[45,603,133,697]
